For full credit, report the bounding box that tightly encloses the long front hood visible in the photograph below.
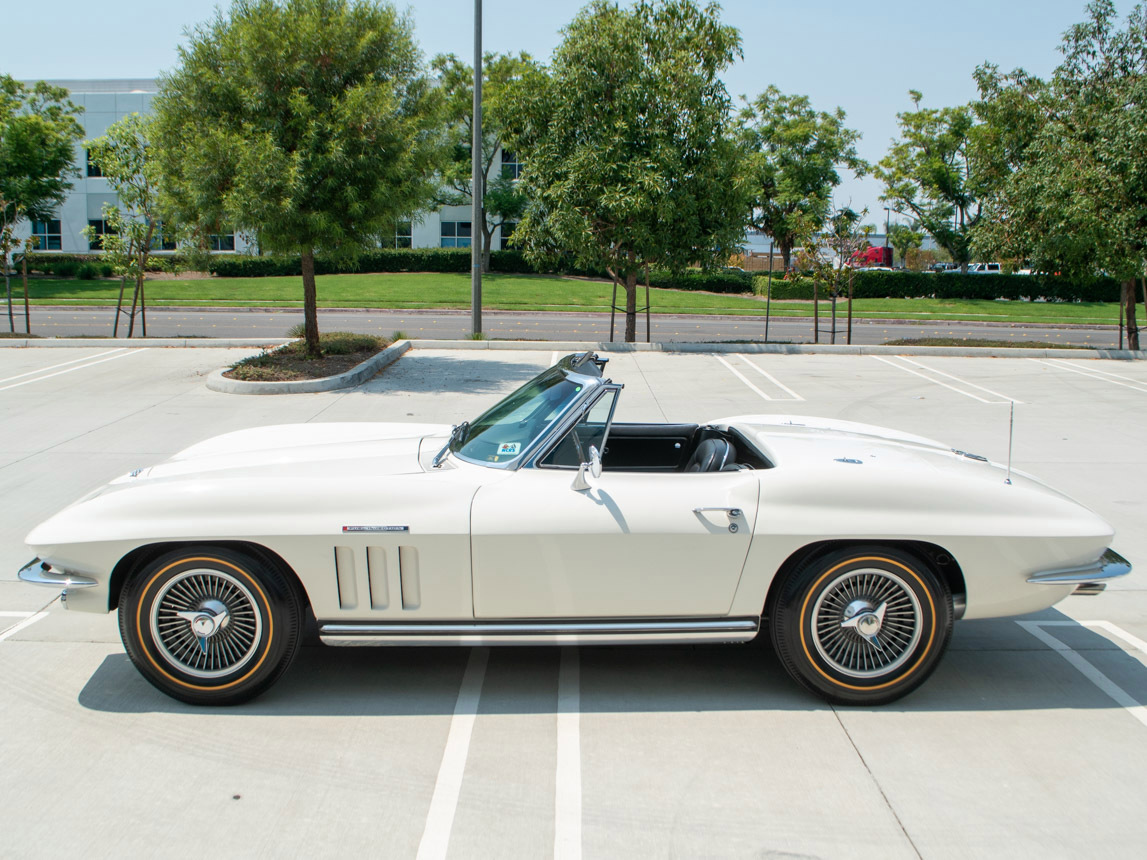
[130,422,451,484]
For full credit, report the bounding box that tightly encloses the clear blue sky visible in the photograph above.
[5,0,1137,224]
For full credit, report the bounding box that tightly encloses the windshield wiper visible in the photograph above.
[432,421,468,468]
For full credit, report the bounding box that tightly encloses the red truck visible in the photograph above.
[849,246,893,268]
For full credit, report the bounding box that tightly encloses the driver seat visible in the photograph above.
[684,438,733,472]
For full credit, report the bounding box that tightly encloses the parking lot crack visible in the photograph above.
[831,707,922,859]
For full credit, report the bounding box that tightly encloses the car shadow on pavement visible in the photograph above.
[77,609,1146,717]
[363,354,547,395]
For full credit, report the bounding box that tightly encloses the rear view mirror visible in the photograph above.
[572,445,602,491]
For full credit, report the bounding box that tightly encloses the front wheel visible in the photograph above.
[119,547,303,705]
[769,546,953,706]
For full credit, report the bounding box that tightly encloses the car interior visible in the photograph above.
[540,422,773,472]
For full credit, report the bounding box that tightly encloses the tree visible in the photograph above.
[803,206,869,344]
[433,52,536,272]
[972,0,1147,349]
[152,0,444,357]
[887,222,923,268]
[0,77,84,331]
[739,87,866,272]
[876,92,979,272]
[84,114,162,337]
[501,0,748,342]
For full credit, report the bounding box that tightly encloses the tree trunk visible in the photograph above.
[813,281,819,344]
[780,240,793,273]
[1124,279,1139,352]
[21,251,30,334]
[624,271,638,343]
[301,248,321,357]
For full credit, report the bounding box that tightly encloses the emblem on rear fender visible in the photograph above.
[342,525,409,532]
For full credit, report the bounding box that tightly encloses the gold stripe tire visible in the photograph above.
[768,546,953,706]
[118,547,303,706]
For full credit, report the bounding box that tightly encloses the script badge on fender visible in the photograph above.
[342,525,410,532]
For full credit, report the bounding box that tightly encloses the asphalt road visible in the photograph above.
[9,305,1123,347]
[2,346,1145,858]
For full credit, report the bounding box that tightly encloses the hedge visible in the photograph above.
[25,252,188,277]
[753,270,1122,303]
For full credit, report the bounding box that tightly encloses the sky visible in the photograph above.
[5,0,1139,226]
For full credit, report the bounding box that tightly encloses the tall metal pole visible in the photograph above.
[470,0,483,336]
[764,240,773,343]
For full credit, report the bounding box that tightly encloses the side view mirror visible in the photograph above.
[572,445,602,491]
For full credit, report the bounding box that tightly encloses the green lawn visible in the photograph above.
[10,271,1132,325]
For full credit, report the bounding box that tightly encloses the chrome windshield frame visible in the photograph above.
[449,359,606,472]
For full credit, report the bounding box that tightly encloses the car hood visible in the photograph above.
[113,422,452,486]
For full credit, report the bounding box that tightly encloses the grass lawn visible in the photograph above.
[11,271,1131,326]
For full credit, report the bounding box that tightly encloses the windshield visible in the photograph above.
[452,365,593,465]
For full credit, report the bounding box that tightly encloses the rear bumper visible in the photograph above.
[1027,548,1132,585]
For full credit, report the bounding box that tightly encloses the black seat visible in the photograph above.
[684,438,733,472]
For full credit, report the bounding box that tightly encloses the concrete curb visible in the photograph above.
[407,339,1147,361]
[0,338,291,349]
[206,340,411,395]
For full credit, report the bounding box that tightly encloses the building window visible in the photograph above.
[87,219,115,250]
[501,150,522,180]
[86,151,103,178]
[209,233,236,252]
[395,221,412,249]
[440,221,471,248]
[31,219,62,251]
[500,222,517,251]
[150,222,177,252]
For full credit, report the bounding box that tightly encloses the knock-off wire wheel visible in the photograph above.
[119,547,303,706]
[769,547,953,706]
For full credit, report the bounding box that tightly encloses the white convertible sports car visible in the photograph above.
[20,352,1130,706]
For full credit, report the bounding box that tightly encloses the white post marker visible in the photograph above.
[555,647,582,860]
[416,647,489,860]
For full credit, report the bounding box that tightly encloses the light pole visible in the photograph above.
[470,0,483,336]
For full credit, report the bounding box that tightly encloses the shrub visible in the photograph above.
[647,269,753,294]
[76,262,99,279]
[753,270,1120,302]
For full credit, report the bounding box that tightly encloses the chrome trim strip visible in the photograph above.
[17,558,98,589]
[1027,548,1132,584]
[319,617,761,646]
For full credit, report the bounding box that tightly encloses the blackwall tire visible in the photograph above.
[769,546,953,706]
[118,547,303,706]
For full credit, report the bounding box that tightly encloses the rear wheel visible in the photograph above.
[119,547,302,705]
[769,546,953,705]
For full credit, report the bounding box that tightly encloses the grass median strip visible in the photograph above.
[14,271,1132,326]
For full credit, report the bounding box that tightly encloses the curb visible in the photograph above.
[206,340,411,395]
[407,339,1147,361]
[0,338,291,349]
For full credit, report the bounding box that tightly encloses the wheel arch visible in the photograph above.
[108,541,310,613]
[763,539,966,622]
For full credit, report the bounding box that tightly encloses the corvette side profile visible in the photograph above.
[20,352,1130,706]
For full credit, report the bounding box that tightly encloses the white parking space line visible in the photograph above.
[555,647,582,860]
[715,355,774,401]
[1034,358,1147,394]
[0,349,146,393]
[1081,620,1147,671]
[895,356,1022,404]
[551,351,560,366]
[735,355,804,401]
[0,611,36,618]
[1017,621,1147,730]
[0,349,128,386]
[416,647,490,860]
[0,612,49,643]
[872,355,1000,403]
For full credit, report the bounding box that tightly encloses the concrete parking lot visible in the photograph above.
[1,344,1145,858]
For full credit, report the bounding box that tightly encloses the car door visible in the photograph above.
[470,393,759,619]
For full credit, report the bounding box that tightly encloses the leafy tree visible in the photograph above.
[887,222,923,267]
[433,51,536,272]
[501,0,748,342]
[973,1,1147,347]
[876,92,979,272]
[0,77,84,331]
[803,206,869,343]
[84,114,162,337]
[152,0,444,356]
[739,86,866,272]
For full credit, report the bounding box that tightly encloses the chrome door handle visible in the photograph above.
[693,507,742,519]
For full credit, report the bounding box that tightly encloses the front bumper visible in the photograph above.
[17,558,98,589]
[1027,548,1132,585]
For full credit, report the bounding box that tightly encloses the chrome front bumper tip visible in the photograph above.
[17,558,98,589]
[1027,548,1133,585]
